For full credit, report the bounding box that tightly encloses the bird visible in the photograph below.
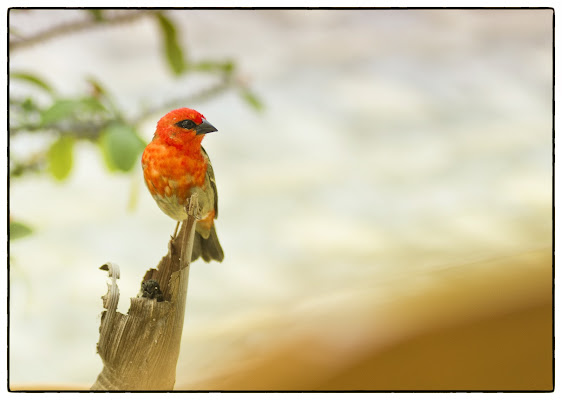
[141,107,224,262]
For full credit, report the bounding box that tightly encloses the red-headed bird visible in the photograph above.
[141,108,224,262]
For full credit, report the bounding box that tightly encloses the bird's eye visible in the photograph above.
[175,119,197,130]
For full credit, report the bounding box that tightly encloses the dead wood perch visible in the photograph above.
[91,194,199,391]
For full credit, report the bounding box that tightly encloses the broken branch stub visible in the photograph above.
[91,194,199,390]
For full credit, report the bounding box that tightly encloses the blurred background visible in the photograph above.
[9,9,552,390]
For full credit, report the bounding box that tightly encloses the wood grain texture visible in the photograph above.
[91,195,198,391]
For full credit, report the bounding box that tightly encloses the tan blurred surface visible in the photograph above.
[178,248,552,391]
[11,248,552,392]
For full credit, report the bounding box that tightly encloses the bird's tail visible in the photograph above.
[191,225,224,262]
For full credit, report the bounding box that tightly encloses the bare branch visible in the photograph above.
[131,77,235,126]
[10,10,155,52]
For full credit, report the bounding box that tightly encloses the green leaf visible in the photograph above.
[191,60,235,74]
[80,96,107,112]
[88,9,104,21]
[22,98,35,110]
[240,89,264,112]
[191,60,215,72]
[41,100,80,125]
[18,97,39,112]
[11,72,54,94]
[47,136,74,181]
[10,220,33,240]
[221,60,235,74]
[156,12,186,75]
[40,98,106,126]
[99,123,146,172]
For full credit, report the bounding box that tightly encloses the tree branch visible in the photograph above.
[130,75,235,126]
[10,10,155,52]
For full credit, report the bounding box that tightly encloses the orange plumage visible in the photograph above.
[142,108,224,262]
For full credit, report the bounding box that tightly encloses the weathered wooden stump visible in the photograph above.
[91,194,198,390]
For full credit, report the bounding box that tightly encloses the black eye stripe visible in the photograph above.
[175,119,197,130]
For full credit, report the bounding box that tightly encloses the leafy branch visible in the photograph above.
[9,9,263,239]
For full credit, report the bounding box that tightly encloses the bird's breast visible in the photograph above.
[142,141,207,207]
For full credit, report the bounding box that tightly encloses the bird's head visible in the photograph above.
[155,108,217,147]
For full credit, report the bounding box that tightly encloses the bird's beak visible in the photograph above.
[196,119,218,135]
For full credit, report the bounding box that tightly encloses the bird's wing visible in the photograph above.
[201,146,218,219]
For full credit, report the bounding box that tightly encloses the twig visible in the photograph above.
[9,152,47,177]
[11,78,235,137]
[10,10,155,51]
[131,77,235,126]
[10,119,109,139]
